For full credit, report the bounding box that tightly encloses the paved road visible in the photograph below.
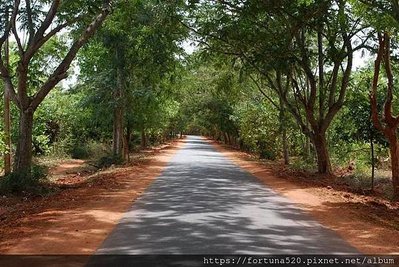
[96,136,357,255]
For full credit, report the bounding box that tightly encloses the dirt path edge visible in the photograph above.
[0,139,185,255]
[208,139,399,255]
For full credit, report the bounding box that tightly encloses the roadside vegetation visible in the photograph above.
[0,0,399,202]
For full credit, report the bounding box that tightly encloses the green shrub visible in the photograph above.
[259,149,276,160]
[291,157,317,172]
[97,154,124,168]
[86,141,109,160]
[69,140,109,160]
[0,164,49,194]
[70,143,90,159]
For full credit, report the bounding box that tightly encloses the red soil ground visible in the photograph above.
[0,139,184,255]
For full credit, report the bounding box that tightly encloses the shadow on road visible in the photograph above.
[96,136,358,255]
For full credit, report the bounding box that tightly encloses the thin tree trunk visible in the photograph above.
[124,123,131,163]
[141,128,147,148]
[112,65,124,160]
[227,132,232,145]
[312,132,332,174]
[14,110,34,173]
[3,27,11,175]
[223,132,228,144]
[279,99,289,165]
[370,133,375,191]
[282,129,289,165]
[304,135,311,160]
[113,107,123,158]
[387,132,399,200]
[390,144,399,200]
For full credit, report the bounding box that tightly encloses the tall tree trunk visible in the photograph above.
[303,134,311,160]
[369,107,375,191]
[387,132,399,200]
[3,30,11,175]
[312,132,332,174]
[370,33,399,200]
[112,65,124,160]
[223,132,228,144]
[124,123,131,163]
[14,109,34,173]
[279,99,289,165]
[227,132,232,145]
[141,128,147,148]
[370,132,375,191]
[113,107,123,158]
[282,129,289,165]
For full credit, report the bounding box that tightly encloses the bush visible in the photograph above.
[97,154,124,168]
[0,164,49,194]
[70,143,91,159]
[69,140,110,160]
[291,157,317,172]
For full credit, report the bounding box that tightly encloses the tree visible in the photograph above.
[353,0,399,199]
[370,33,399,199]
[188,0,368,174]
[0,0,112,174]
[0,2,11,175]
[78,0,186,159]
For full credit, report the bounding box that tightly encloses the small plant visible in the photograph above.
[259,149,276,160]
[0,164,49,194]
[97,154,124,168]
[291,157,317,172]
[69,140,110,160]
[70,143,91,159]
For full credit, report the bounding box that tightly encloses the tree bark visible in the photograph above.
[370,132,375,191]
[279,99,289,165]
[112,63,124,160]
[312,132,332,174]
[387,131,399,200]
[3,25,11,175]
[124,123,131,163]
[141,128,147,148]
[113,107,123,158]
[282,129,289,165]
[370,33,399,200]
[13,109,34,173]
[227,132,232,145]
[223,132,228,144]
[303,134,311,160]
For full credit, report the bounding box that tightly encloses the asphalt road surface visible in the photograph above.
[95,136,357,255]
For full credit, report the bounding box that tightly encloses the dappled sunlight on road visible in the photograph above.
[96,136,357,255]
[213,140,399,254]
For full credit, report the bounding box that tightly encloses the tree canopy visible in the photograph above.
[1,0,399,200]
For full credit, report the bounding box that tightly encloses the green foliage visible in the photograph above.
[70,140,109,160]
[97,154,124,168]
[0,165,48,194]
[1,0,399,198]
[70,143,91,160]
[75,0,187,150]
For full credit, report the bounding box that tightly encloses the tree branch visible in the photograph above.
[370,32,385,133]
[30,3,112,110]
